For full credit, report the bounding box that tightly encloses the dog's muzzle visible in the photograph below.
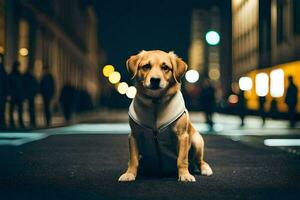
[150,77,161,90]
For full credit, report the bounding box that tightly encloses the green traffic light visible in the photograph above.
[205,31,220,45]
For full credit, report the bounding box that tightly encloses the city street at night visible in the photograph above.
[1,0,300,199]
[0,113,300,200]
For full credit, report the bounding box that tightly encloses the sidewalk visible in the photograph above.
[15,107,300,131]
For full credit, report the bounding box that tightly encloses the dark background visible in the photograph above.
[94,0,224,80]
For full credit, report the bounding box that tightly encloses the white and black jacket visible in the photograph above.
[128,91,190,175]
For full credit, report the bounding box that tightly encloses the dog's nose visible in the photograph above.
[150,77,161,89]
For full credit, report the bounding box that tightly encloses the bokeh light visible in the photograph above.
[208,68,220,80]
[117,82,129,94]
[0,46,4,53]
[238,76,252,91]
[270,69,284,98]
[228,94,238,104]
[103,65,115,77]
[126,86,137,99]
[205,31,220,45]
[108,71,121,84]
[19,48,28,56]
[255,73,269,97]
[185,69,199,83]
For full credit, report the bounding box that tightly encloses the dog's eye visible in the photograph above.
[141,64,151,71]
[161,65,170,72]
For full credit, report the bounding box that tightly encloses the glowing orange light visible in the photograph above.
[103,65,115,77]
[228,94,238,104]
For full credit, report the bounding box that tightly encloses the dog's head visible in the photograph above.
[126,50,187,97]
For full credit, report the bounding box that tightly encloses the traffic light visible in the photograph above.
[205,31,220,45]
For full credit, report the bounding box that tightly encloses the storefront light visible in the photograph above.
[270,69,284,97]
[238,76,252,91]
[255,73,269,97]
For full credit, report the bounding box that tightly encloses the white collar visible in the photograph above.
[129,91,186,130]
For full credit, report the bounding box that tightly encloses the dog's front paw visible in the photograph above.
[178,173,196,182]
[118,173,136,182]
[201,163,213,176]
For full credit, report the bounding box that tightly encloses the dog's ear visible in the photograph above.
[168,51,188,83]
[126,50,145,79]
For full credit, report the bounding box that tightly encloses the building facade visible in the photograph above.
[189,7,221,81]
[188,4,232,100]
[1,0,102,107]
[232,0,300,113]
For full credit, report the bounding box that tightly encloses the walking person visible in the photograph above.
[40,69,55,127]
[8,61,25,129]
[0,53,8,130]
[285,76,298,128]
[258,96,266,126]
[59,84,75,123]
[237,90,247,127]
[23,68,39,128]
[200,79,216,129]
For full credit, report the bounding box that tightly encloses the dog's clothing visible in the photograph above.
[128,91,187,175]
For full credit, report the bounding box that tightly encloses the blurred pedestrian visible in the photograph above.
[23,68,38,128]
[201,79,216,129]
[40,69,55,127]
[8,61,25,129]
[0,53,8,130]
[237,90,247,127]
[285,76,298,128]
[59,84,75,123]
[258,96,266,126]
[270,98,279,119]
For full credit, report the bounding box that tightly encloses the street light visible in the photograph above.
[205,31,220,45]
[103,65,115,77]
[185,69,199,83]
[109,71,121,84]
[19,48,28,56]
[117,82,129,94]
[126,86,137,99]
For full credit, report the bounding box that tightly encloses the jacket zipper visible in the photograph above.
[153,129,162,174]
[153,100,163,174]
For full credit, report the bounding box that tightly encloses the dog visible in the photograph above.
[118,50,213,182]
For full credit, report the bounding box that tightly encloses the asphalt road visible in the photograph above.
[0,127,300,200]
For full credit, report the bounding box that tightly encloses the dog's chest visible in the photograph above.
[128,92,186,174]
[128,91,186,130]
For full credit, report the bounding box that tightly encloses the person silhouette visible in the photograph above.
[200,79,216,129]
[258,96,266,126]
[23,68,38,128]
[40,68,55,127]
[0,53,8,130]
[270,98,279,119]
[285,76,298,128]
[237,90,247,127]
[59,84,75,123]
[8,61,25,129]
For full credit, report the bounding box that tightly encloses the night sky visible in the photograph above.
[93,0,222,81]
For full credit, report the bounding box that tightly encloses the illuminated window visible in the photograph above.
[238,76,252,91]
[255,73,269,97]
[270,69,284,97]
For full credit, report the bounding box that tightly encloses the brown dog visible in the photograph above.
[118,50,212,182]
